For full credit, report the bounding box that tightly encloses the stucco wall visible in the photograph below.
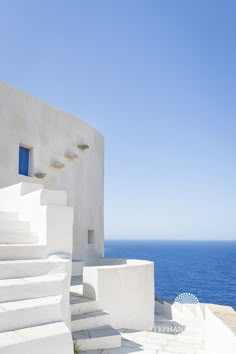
[0,81,104,262]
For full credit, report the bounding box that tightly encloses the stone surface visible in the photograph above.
[73,325,121,350]
[72,310,110,331]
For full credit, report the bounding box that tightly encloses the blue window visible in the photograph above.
[19,146,30,176]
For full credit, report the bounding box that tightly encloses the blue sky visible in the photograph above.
[0,0,235,239]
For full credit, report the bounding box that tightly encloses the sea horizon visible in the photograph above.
[105,239,236,310]
[105,238,236,242]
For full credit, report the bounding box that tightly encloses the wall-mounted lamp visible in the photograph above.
[50,162,65,169]
[77,144,89,150]
[34,172,46,178]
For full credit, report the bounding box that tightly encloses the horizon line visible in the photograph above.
[105,238,236,242]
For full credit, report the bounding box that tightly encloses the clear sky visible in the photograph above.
[0,0,235,240]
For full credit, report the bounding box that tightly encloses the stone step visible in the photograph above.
[0,273,66,302]
[155,299,173,320]
[0,295,63,332]
[0,257,70,279]
[22,189,67,206]
[72,310,110,331]
[0,231,37,244]
[73,325,121,350]
[171,303,195,325]
[0,212,19,221]
[158,352,208,354]
[170,306,190,326]
[184,304,204,320]
[71,275,83,286]
[70,292,101,315]
[157,352,184,354]
[0,321,73,354]
[0,244,47,260]
[175,332,204,345]
[158,351,206,354]
[164,340,204,353]
[181,304,196,321]
[0,220,31,232]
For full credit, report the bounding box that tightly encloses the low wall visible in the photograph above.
[83,258,155,330]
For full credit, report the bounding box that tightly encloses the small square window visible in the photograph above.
[88,230,95,244]
[19,145,32,176]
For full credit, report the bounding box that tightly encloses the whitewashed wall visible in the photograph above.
[83,259,155,330]
[0,81,104,262]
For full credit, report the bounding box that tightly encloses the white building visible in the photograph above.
[0,81,154,353]
[0,80,104,265]
[0,81,235,354]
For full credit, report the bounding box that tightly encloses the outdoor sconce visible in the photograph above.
[77,144,89,150]
[34,172,46,178]
[64,152,79,160]
[50,162,65,169]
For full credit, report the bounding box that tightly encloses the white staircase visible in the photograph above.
[152,299,206,353]
[0,322,72,354]
[0,272,66,302]
[119,299,208,354]
[142,298,236,354]
[0,183,74,354]
[70,276,121,350]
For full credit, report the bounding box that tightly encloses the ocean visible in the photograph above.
[105,240,236,309]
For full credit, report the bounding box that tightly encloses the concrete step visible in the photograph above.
[0,231,37,244]
[22,189,67,206]
[158,351,207,354]
[175,332,204,345]
[164,340,204,353]
[184,304,198,316]
[70,292,101,315]
[145,352,173,354]
[181,304,196,321]
[72,310,110,331]
[157,352,184,354]
[0,212,19,221]
[171,303,195,325]
[155,299,173,320]
[0,295,63,332]
[0,244,47,260]
[73,325,121,350]
[71,275,83,286]
[0,220,31,232]
[171,306,190,326]
[184,304,204,320]
[0,273,66,302]
[0,321,73,354]
[1,182,43,196]
[0,257,70,279]
[155,313,173,321]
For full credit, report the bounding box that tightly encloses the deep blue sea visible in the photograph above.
[105,240,236,309]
